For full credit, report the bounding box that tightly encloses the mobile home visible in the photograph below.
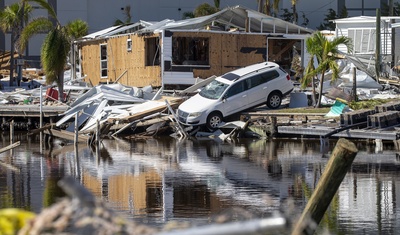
[73,5,313,89]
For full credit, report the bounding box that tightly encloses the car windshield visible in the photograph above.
[199,80,229,99]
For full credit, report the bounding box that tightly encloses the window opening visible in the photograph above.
[100,44,108,78]
[172,37,209,66]
[145,37,160,66]
[127,39,132,52]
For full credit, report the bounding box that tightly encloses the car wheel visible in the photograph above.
[206,112,223,130]
[267,92,282,109]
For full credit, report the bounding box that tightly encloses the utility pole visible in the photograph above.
[390,0,396,69]
[375,8,381,82]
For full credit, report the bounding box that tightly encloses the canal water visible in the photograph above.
[1,132,400,234]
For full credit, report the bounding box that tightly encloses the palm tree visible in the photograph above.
[0,2,32,86]
[257,0,280,16]
[20,0,88,102]
[193,3,218,17]
[113,5,131,26]
[292,0,298,24]
[301,32,353,107]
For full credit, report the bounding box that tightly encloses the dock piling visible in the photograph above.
[10,120,14,145]
[292,138,358,235]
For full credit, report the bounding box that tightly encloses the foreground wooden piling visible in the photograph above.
[292,138,358,235]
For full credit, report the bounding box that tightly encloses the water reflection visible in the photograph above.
[1,133,400,233]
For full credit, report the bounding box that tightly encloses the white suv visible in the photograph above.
[177,61,294,129]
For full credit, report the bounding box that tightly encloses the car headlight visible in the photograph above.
[188,112,202,118]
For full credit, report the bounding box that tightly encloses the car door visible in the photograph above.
[221,80,248,116]
[246,74,266,107]
[261,69,281,94]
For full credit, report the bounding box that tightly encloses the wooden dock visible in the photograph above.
[0,104,68,117]
[0,103,68,130]
[243,101,400,141]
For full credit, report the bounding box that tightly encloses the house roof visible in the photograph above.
[142,5,313,34]
[81,5,313,40]
[82,21,154,40]
[332,16,400,24]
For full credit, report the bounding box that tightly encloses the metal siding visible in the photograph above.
[163,37,172,61]
[163,71,196,85]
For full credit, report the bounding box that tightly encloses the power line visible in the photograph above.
[303,0,336,17]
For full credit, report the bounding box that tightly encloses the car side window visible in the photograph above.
[247,69,280,90]
[226,81,246,98]
[260,70,280,83]
[247,74,263,89]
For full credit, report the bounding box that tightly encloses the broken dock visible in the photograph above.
[243,100,400,143]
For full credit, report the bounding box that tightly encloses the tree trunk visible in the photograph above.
[257,0,264,13]
[9,30,15,87]
[58,71,64,102]
[311,76,316,106]
[292,3,298,24]
[316,71,326,108]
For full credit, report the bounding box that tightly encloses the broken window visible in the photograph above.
[145,37,160,66]
[348,28,376,54]
[100,44,108,78]
[172,37,209,66]
[127,39,132,52]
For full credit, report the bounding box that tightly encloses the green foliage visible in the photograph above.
[280,9,309,26]
[20,0,89,101]
[214,0,220,10]
[348,99,394,110]
[302,31,353,107]
[382,2,400,16]
[0,3,31,32]
[41,28,70,85]
[317,8,338,31]
[182,11,195,19]
[66,19,88,39]
[19,17,53,52]
[113,5,131,26]
[193,3,218,17]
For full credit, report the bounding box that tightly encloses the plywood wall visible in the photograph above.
[80,35,161,87]
[171,32,267,79]
[80,31,286,87]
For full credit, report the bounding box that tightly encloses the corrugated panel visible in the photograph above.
[163,71,196,85]
[163,37,172,61]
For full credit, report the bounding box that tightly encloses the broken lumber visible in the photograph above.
[0,141,20,154]
[292,138,358,235]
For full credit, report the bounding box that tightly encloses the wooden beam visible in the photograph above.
[44,129,89,143]
[269,41,296,62]
[28,124,56,135]
[0,141,20,154]
[292,138,358,235]
[108,99,183,124]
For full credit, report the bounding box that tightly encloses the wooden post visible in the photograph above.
[96,120,100,147]
[10,120,14,144]
[270,116,277,137]
[74,113,78,146]
[40,85,43,153]
[292,138,358,235]
[352,67,357,102]
[375,9,381,83]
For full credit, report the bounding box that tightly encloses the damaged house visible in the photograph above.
[72,5,313,90]
[333,16,400,79]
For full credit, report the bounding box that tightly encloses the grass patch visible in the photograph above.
[348,99,400,110]
[276,107,331,113]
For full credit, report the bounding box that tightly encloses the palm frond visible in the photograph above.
[301,56,316,89]
[26,0,59,25]
[19,17,52,51]
[66,19,88,39]
[0,3,20,32]
[41,28,70,85]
